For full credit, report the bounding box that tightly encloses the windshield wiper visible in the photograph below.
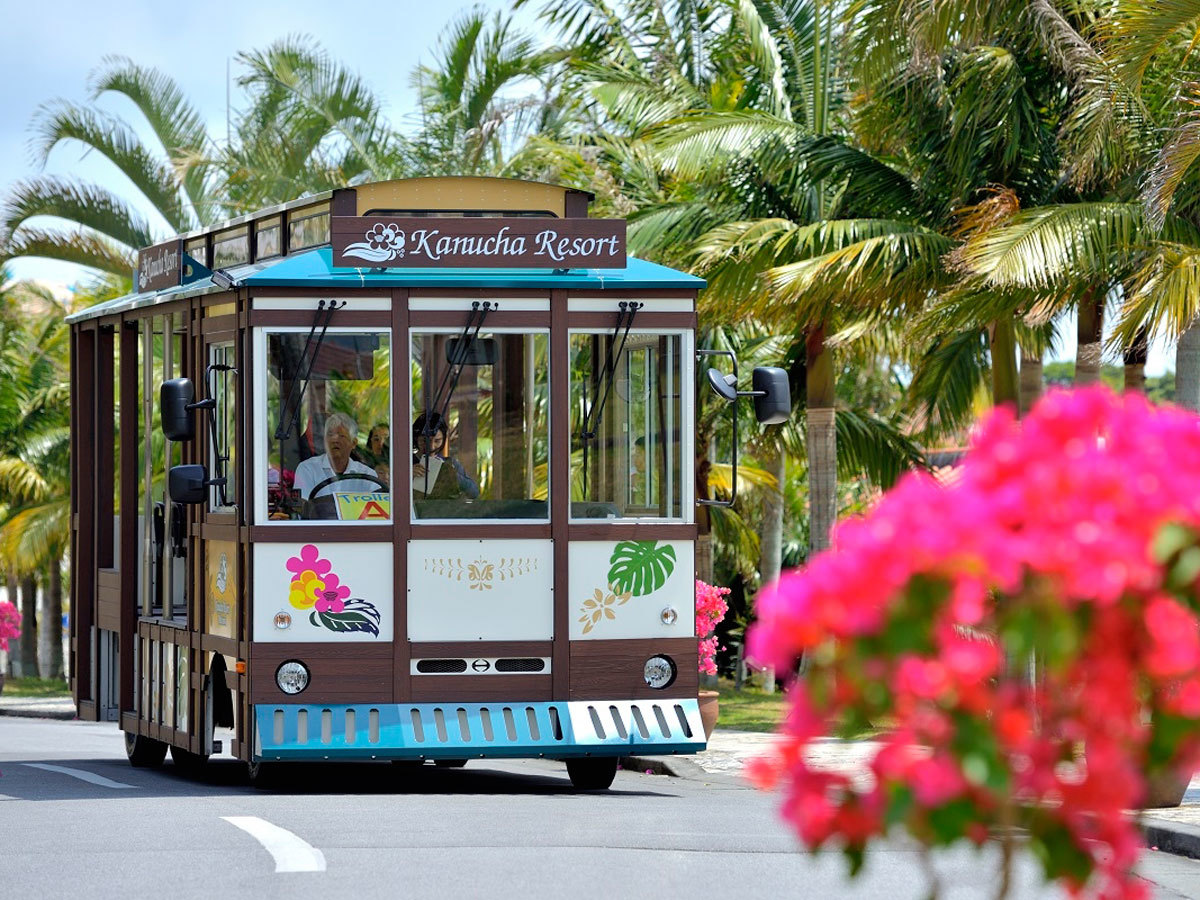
[428,300,494,428]
[579,301,642,486]
[274,299,345,441]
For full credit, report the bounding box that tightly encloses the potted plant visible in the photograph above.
[748,388,1200,899]
[696,579,730,739]
[0,598,20,696]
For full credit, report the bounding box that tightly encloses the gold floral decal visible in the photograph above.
[425,556,540,591]
[577,584,633,634]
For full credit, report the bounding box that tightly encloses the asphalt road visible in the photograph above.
[2,717,1199,899]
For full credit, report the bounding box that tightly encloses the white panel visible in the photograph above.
[568,540,695,640]
[409,298,549,311]
[253,542,393,642]
[408,539,553,641]
[567,297,693,312]
[253,297,391,310]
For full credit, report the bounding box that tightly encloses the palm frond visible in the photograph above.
[0,227,132,277]
[2,177,153,251]
[835,407,926,488]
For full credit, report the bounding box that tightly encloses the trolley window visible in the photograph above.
[570,331,686,521]
[410,330,549,521]
[263,329,391,522]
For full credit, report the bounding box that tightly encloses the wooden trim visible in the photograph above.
[410,641,552,658]
[77,699,97,720]
[120,711,138,733]
[408,524,551,540]
[119,320,139,714]
[409,310,547,328]
[410,675,552,702]
[249,310,390,328]
[201,523,241,541]
[392,288,412,703]
[75,327,96,713]
[569,637,699,700]
[568,524,697,540]
[550,289,570,699]
[567,312,696,329]
[250,525,394,542]
[201,633,239,657]
[200,315,238,335]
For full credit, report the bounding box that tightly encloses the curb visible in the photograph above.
[0,702,77,721]
[621,754,746,786]
[1143,817,1200,861]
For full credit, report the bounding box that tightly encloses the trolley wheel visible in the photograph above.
[124,730,168,768]
[566,757,619,790]
[434,758,467,769]
[246,759,280,789]
[169,744,209,776]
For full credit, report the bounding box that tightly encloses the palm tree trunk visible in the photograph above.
[1176,317,1200,411]
[1076,291,1104,386]
[45,561,64,679]
[1124,327,1149,395]
[991,319,1019,409]
[807,326,837,555]
[758,449,786,694]
[17,574,38,678]
[1019,347,1043,417]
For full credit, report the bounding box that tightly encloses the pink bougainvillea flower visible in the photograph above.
[286,544,332,582]
[745,387,1200,900]
[288,570,325,610]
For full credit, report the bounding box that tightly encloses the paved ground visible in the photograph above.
[7,691,1200,870]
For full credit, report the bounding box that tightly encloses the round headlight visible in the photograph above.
[276,660,310,695]
[643,655,677,690]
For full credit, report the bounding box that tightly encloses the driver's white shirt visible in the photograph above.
[292,455,380,499]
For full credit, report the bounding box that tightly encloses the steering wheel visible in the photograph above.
[301,472,389,520]
[306,472,388,500]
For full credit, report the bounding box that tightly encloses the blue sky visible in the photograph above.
[0,0,1172,374]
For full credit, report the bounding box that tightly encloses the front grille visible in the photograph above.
[495,657,546,673]
[416,658,468,674]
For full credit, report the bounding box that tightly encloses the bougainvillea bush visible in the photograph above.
[747,387,1200,899]
[0,600,19,652]
[696,580,730,676]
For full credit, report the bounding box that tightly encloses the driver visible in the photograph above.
[292,412,382,500]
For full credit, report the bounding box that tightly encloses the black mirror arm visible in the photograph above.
[696,349,739,509]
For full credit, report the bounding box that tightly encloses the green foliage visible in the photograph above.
[607,541,677,596]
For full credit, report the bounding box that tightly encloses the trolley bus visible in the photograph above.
[65,176,788,789]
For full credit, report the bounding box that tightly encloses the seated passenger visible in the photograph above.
[361,423,390,467]
[292,413,383,500]
[412,412,479,499]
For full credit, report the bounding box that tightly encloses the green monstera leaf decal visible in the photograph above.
[607,541,677,597]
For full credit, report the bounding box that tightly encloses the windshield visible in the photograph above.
[410,330,549,520]
[570,332,684,520]
[265,330,391,521]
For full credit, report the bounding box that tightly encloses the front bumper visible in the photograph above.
[253,698,706,762]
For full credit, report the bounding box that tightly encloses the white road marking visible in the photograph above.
[222,816,327,873]
[0,794,17,800]
[22,763,136,789]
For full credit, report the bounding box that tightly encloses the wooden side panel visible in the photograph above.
[569,637,698,700]
[74,327,97,717]
[250,644,393,704]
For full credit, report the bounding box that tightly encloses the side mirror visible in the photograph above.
[705,367,738,403]
[446,336,498,366]
[752,367,791,424]
[161,378,196,441]
[168,464,209,504]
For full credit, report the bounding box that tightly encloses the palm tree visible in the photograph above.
[1,56,220,279]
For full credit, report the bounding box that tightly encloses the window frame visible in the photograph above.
[207,341,238,512]
[567,327,695,525]
[252,325,394,527]
[408,325,552,526]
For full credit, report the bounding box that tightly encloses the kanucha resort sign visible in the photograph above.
[137,239,182,292]
[332,216,626,269]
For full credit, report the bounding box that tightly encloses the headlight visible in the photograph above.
[643,655,676,690]
[276,660,310,695]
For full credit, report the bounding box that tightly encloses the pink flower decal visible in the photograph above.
[315,573,351,613]
[287,544,331,581]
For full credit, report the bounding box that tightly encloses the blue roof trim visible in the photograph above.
[242,246,706,290]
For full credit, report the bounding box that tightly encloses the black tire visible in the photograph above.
[124,730,168,768]
[246,759,280,789]
[434,758,467,769]
[169,744,209,777]
[566,757,619,790]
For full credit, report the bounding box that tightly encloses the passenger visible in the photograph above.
[374,461,390,490]
[292,412,382,500]
[412,411,479,499]
[361,423,390,467]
